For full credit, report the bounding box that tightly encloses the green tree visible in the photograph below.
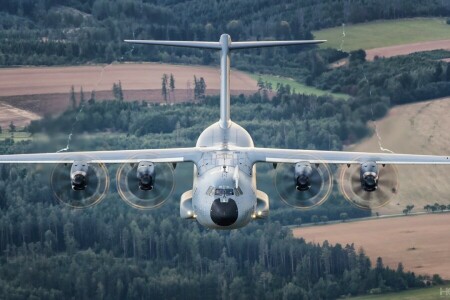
[161,73,168,103]
[169,73,175,103]
[340,212,348,222]
[70,85,76,109]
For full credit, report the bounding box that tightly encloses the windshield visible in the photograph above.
[214,188,234,196]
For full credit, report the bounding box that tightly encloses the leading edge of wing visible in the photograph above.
[0,148,203,164]
[246,147,450,165]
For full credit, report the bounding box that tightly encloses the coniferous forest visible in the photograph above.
[1,0,450,299]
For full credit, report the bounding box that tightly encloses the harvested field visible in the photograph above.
[0,62,257,120]
[0,63,256,97]
[0,88,254,116]
[0,102,40,128]
[366,39,450,61]
[345,97,450,215]
[293,213,450,279]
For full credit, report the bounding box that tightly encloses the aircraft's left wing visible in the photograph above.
[247,147,450,165]
[0,148,203,164]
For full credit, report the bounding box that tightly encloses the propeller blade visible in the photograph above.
[116,155,175,210]
[51,155,109,209]
[339,162,399,210]
[274,156,333,210]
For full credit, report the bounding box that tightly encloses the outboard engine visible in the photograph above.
[360,161,378,192]
[70,161,89,190]
[295,162,313,191]
[136,161,155,191]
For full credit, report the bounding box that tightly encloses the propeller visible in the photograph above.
[339,161,399,210]
[274,156,333,209]
[116,157,175,210]
[51,155,109,209]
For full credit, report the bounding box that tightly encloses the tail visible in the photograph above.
[125,34,325,129]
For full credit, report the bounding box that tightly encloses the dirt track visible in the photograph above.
[0,63,256,97]
[293,213,450,279]
[366,39,450,60]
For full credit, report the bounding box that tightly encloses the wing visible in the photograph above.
[0,148,203,164]
[247,147,450,165]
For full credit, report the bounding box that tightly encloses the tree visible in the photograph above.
[161,74,168,103]
[112,81,124,101]
[9,121,16,139]
[320,215,328,224]
[80,86,85,106]
[311,215,319,225]
[199,77,207,99]
[70,85,76,109]
[169,73,175,103]
[257,77,265,91]
[340,212,348,222]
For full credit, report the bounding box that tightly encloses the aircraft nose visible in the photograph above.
[210,198,238,226]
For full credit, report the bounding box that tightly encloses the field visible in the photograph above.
[0,102,40,128]
[249,74,350,99]
[352,284,450,299]
[0,63,257,97]
[313,18,450,52]
[346,97,450,215]
[0,62,258,120]
[293,213,450,279]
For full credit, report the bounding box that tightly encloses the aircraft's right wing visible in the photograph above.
[0,147,204,164]
[246,147,450,165]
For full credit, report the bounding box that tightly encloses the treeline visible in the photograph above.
[306,51,450,110]
[1,0,450,66]
[28,88,373,148]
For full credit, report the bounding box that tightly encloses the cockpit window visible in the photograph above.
[214,188,234,196]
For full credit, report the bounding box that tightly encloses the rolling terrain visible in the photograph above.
[0,62,257,119]
[313,18,450,52]
[293,213,450,279]
[346,97,450,215]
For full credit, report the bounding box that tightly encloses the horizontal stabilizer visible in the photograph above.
[125,38,325,50]
[229,40,325,49]
[124,40,221,49]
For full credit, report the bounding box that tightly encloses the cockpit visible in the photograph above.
[206,186,243,197]
[215,188,234,196]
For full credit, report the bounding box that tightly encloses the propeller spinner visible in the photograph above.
[116,158,175,210]
[339,160,399,210]
[51,155,109,209]
[274,156,333,209]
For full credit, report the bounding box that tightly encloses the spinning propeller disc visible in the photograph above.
[51,157,109,209]
[339,163,399,210]
[274,157,333,210]
[116,160,175,210]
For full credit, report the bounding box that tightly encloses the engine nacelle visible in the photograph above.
[360,161,378,192]
[137,161,155,191]
[295,162,313,191]
[70,161,89,190]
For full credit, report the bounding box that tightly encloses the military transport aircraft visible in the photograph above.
[1,34,449,229]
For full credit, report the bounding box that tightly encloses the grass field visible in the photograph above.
[249,74,350,99]
[313,18,450,51]
[0,131,32,142]
[351,284,450,299]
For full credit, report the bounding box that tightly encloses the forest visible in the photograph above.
[0,0,450,67]
[1,0,450,298]
[0,87,443,298]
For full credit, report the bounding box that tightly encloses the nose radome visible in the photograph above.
[210,198,238,227]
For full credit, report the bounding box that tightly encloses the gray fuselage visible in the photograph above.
[192,121,257,229]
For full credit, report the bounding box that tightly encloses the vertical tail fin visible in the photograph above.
[125,35,325,129]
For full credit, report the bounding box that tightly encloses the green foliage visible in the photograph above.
[313,55,450,107]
